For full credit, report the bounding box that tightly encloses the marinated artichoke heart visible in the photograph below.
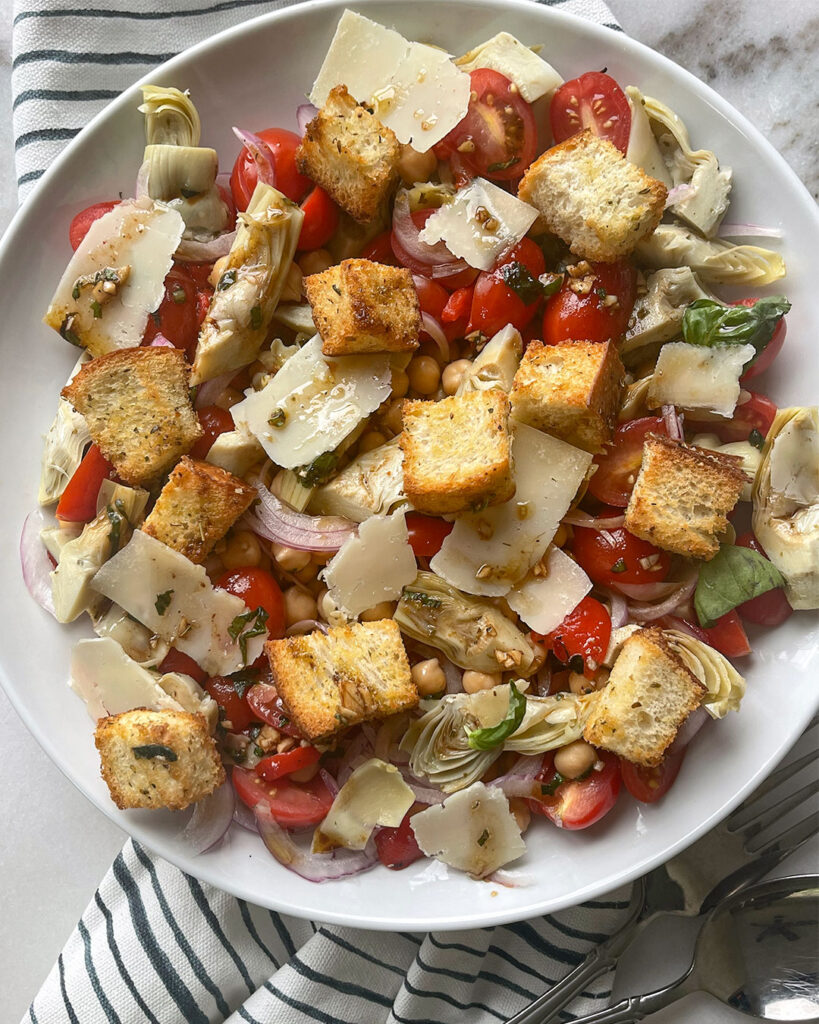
[456,323,522,395]
[752,406,819,609]
[272,302,316,336]
[402,685,597,792]
[664,629,746,718]
[691,434,762,502]
[38,392,91,505]
[636,225,785,287]
[622,268,714,366]
[90,603,169,668]
[310,438,406,522]
[191,183,304,384]
[394,571,539,674]
[139,85,201,147]
[143,144,230,238]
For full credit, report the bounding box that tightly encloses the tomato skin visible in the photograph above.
[69,200,120,250]
[246,681,304,737]
[621,748,685,803]
[297,187,339,251]
[216,568,286,639]
[406,513,453,557]
[735,532,793,627]
[361,230,398,265]
[467,239,546,338]
[205,675,257,731]
[189,405,234,460]
[702,610,751,658]
[537,596,612,677]
[375,811,425,870]
[230,127,311,210]
[530,750,621,829]
[256,746,321,783]
[56,444,115,522]
[143,264,202,358]
[550,72,631,153]
[232,766,335,829]
[159,648,208,686]
[572,512,671,586]
[413,276,449,321]
[689,391,777,445]
[542,260,637,345]
[734,299,787,381]
[588,418,668,508]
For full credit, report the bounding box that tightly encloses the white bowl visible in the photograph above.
[1,0,817,931]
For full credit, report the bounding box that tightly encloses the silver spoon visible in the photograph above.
[537,875,819,1024]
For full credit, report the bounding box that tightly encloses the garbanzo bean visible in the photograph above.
[283,586,318,626]
[462,670,502,694]
[441,358,472,396]
[271,543,311,572]
[554,740,597,780]
[221,530,262,570]
[411,658,447,696]
[407,355,441,396]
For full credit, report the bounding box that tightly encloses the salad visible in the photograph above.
[22,10,819,884]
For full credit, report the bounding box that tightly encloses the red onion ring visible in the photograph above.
[664,182,697,208]
[285,619,329,637]
[233,126,276,187]
[606,588,630,628]
[232,798,259,834]
[296,103,318,135]
[255,805,379,882]
[398,769,445,805]
[318,768,340,800]
[336,730,373,787]
[391,191,469,279]
[563,510,626,530]
[194,369,234,409]
[148,332,174,348]
[244,481,357,552]
[668,706,710,753]
[613,580,689,602]
[420,311,451,361]
[135,160,150,199]
[535,663,552,696]
[20,511,57,618]
[661,404,685,442]
[718,223,784,239]
[626,576,698,622]
[664,615,710,644]
[488,868,536,888]
[488,755,542,799]
[180,782,235,854]
[175,230,236,263]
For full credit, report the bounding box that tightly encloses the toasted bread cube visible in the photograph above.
[297,85,400,223]
[61,347,202,487]
[625,434,746,560]
[305,258,420,356]
[266,619,417,741]
[95,707,224,810]
[584,627,705,766]
[142,456,255,564]
[518,129,667,262]
[510,340,624,453]
[400,391,515,515]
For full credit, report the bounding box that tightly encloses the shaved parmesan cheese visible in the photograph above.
[648,342,754,417]
[205,428,265,478]
[431,424,592,596]
[455,31,563,103]
[309,10,470,152]
[411,781,525,877]
[322,510,417,617]
[419,179,538,271]
[507,547,592,634]
[92,530,266,675]
[313,758,414,852]
[625,87,672,186]
[231,336,391,469]
[44,198,184,357]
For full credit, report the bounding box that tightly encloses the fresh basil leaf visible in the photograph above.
[682,296,790,369]
[293,451,338,487]
[229,606,269,664]
[466,681,526,751]
[154,589,174,615]
[230,666,260,699]
[499,262,545,305]
[748,428,766,451]
[133,744,178,761]
[540,771,565,797]
[695,543,785,628]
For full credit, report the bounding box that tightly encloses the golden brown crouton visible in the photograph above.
[297,85,400,222]
[62,347,202,488]
[400,391,515,515]
[304,258,421,356]
[266,619,417,741]
[95,707,224,810]
[142,456,256,564]
[625,434,747,560]
[584,627,705,766]
[517,129,667,262]
[510,340,624,453]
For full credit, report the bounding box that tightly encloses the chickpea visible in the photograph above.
[462,670,502,694]
[441,358,472,396]
[411,658,447,696]
[290,760,321,783]
[391,367,410,399]
[316,587,334,621]
[283,585,318,626]
[359,430,386,453]
[214,387,244,410]
[509,797,531,833]
[397,143,438,186]
[280,262,303,303]
[298,248,333,276]
[221,530,262,570]
[272,543,312,572]
[380,397,405,436]
[554,740,598,780]
[407,355,441,396]
[311,549,333,566]
[359,600,397,622]
[295,562,318,583]
[569,671,596,695]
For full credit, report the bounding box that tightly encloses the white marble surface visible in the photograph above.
[0,1,816,1021]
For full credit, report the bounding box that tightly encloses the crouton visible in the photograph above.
[584,626,705,766]
[625,434,747,560]
[400,390,515,515]
[142,456,256,563]
[510,340,624,453]
[304,258,421,356]
[61,347,202,488]
[297,85,400,223]
[95,707,224,810]
[517,129,667,262]
[266,619,417,741]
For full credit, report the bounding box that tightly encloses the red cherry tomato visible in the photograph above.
[588,417,668,508]
[142,264,203,358]
[391,208,478,290]
[205,674,257,731]
[375,811,425,870]
[441,285,473,323]
[406,513,453,557]
[230,127,312,211]
[537,596,612,677]
[361,230,398,266]
[529,750,621,829]
[217,568,286,639]
[256,746,321,783]
[413,275,449,321]
[297,187,339,251]
[702,610,751,658]
[467,238,546,339]
[68,200,120,250]
[735,532,793,627]
[733,299,788,381]
[621,748,685,803]
[159,648,207,686]
[542,260,637,345]
[244,681,303,737]
[189,405,234,460]
[232,766,335,829]
[572,511,671,586]
[689,391,777,445]
[550,72,632,153]
[55,444,115,522]
[436,69,537,181]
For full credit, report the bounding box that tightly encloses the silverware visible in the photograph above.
[549,874,819,1023]
[506,732,818,1024]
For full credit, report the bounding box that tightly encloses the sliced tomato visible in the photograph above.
[56,444,114,522]
[537,596,612,677]
[246,681,304,737]
[413,275,449,321]
[159,648,207,686]
[467,238,546,339]
[588,417,668,507]
[230,127,311,211]
[734,298,788,381]
[256,746,321,783]
[689,391,777,445]
[621,748,685,803]
[542,259,637,345]
[68,200,120,250]
[572,511,671,586]
[702,610,751,658]
[440,285,473,323]
[375,811,425,870]
[406,513,453,557]
[550,71,631,153]
[361,230,398,265]
[735,532,793,627]
[189,405,234,460]
[216,567,286,639]
[297,187,339,251]
[232,766,335,829]
[205,674,257,731]
[529,750,621,829]
[142,263,203,358]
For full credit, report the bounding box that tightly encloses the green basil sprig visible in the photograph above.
[466,681,526,751]
[499,263,562,304]
[695,543,785,628]
[681,296,790,370]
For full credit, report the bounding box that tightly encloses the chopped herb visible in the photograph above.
[499,261,546,305]
[595,287,608,300]
[229,665,260,699]
[611,557,627,574]
[268,407,287,428]
[331,284,342,296]
[90,299,103,319]
[538,271,564,297]
[540,772,565,796]
[229,606,269,664]
[171,287,187,304]
[568,654,585,675]
[682,296,791,371]
[477,828,490,846]
[154,589,174,615]
[487,155,518,173]
[106,499,127,551]
[59,314,82,348]
[72,283,80,300]
[180,186,200,199]
[749,428,766,451]
[217,268,237,290]
[247,722,263,740]
[250,305,262,329]
[151,310,161,327]
[133,744,178,761]
[402,590,443,610]
[466,681,526,751]
[694,543,785,628]
[294,451,338,487]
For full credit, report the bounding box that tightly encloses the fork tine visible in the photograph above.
[744,805,819,857]
[728,748,818,825]
[731,778,819,838]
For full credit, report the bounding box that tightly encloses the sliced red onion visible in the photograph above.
[488,868,536,888]
[318,768,340,799]
[20,511,57,618]
[336,729,373,787]
[181,782,235,854]
[244,481,357,552]
[669,706,709,753]
[232,126,276,186]
[255,805,378,882]
[285,619,329,636]
[420,311,451,361]
[535,663,552,697]
[718,222,784,239]
[664,182,696,208]
[148,332,174,348]
[194,369,234,409]
[176,230,236,263]
[488,754,542,799]
[398,770,446,805]
[606,588,629,628]
[661,404,685,441]
[627,576,697,622]
[563,510,626,530]
[664,615,710,644]
[135,159,150,199]
[392,191,469,279]
[296,103,318,134]
[613,580,688,602]
[233,797,259,833]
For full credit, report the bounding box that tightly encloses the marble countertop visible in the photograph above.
[0,1,816,1020]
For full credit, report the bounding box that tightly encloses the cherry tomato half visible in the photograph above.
[256,746,321,783]
[735,532,793,627]
[375,810,425,870]
[413,275,449,321]
[245,681,304,737]
[189,405,234,460]
[142,264,203,358]
[230,127,312,211]
[529,750,621,829]
[392,208,478,290]
[297,186,339,251]
[467,238,546,339]
[702,610,751,658]
[361,230,398,266]
[550,72,631,153]
[621,747,685,803]
[406,513,453,557]
[572,510,671,586]
[588,417,668,507]
[205,674,257,732]
[159,648,208,686]
[68,200,120,250]
[56,444,115,522]
[217,568,286,639]
[537,596,612,677]
[688,391,777,445]
[232,766,335,829]
[734,298,788,382]
[542,260,637,345]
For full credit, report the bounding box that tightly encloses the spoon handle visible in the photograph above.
[538,983,686,1024]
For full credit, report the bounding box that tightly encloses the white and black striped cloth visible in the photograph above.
[14,2,634,1021]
